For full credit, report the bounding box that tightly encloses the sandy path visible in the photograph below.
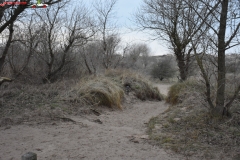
[154,83,173,96]
[0,83,180,160]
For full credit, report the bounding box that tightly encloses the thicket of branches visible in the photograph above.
[2,0,240,118]
[135,0,240,117]
[0,0,154,83]
[151,56,176,81]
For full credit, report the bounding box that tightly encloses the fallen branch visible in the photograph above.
[0,77,12,86]
[90,108,101,116]
[54,116,77,123]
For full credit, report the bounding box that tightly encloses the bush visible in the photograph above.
[65,69,163,110]
[166,83,184,105]
[151,57,176,81]
[166,79,205,105]
[148,78,240,159]
[105,69,164,101]
[70,76,124,109]
[0,81,71,120]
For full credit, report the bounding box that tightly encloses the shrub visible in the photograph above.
[166,79,205,105]
[0,82,68,119]
[151,57,176,81]
[105,69,164,101]
[60,69,164,110]
[71,76,124,109]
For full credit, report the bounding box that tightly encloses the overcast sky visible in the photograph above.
[82,0,169,55]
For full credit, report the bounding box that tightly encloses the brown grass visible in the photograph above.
[0,81,76,126]
[105,69,163,101]
[166,79,205,105]
[0,69,163,126]
[148,78,240,159]
[68,76,124,109]
[64,69,163,109]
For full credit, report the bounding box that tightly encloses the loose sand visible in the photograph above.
[0,83,182,160]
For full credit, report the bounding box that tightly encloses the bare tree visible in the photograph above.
[80,41,102,75]
[0,0,64,33]
[123,43,150,69]
[94,0,121,69]
[190,0,240,116]
[102,34,122,69]
[0,0,66,77]
[31,1,95,82]
[135,0,212,81]
[5,15,41,78]
[0,21,13,74]
[141,46,150,68]
[151,56,176,81]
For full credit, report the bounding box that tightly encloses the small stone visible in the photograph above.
[173,118,181,122]
[21,152,37,160]
[139,135,149,139]
[93,119,103,124]
[180,107,187,111]
[155,124,162,129]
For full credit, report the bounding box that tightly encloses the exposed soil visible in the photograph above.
[0,83,184,160]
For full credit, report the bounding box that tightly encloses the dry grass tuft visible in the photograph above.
[67,76,124,109]
[0,81,75,126]
[148,78,240,159]
[105,69,163,101]
[62,69,163,110]
[166,79,205,105]
[0,69,162,126]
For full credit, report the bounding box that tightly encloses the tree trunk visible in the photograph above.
[0,2,27,33]
[84,56,93,74]
[214,0,228,116]
[176,52,187,81]
[0,22,14,74]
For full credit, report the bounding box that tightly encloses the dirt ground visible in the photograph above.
[0,83,183,160]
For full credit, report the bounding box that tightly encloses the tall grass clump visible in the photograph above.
[166,79,205,105]
[63,69,163,110]
[148,78,240,159]
[105,69,163,101]
[70,76,124,109]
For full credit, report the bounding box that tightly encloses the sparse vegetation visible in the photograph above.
[166,79,205,105]
[105,69,164,101]
[0,69,163,126]
[148,78,240,159]
[148,104,240,159]
[1,0,240,159]
[0,81,73,126]
[67,76,124,109]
